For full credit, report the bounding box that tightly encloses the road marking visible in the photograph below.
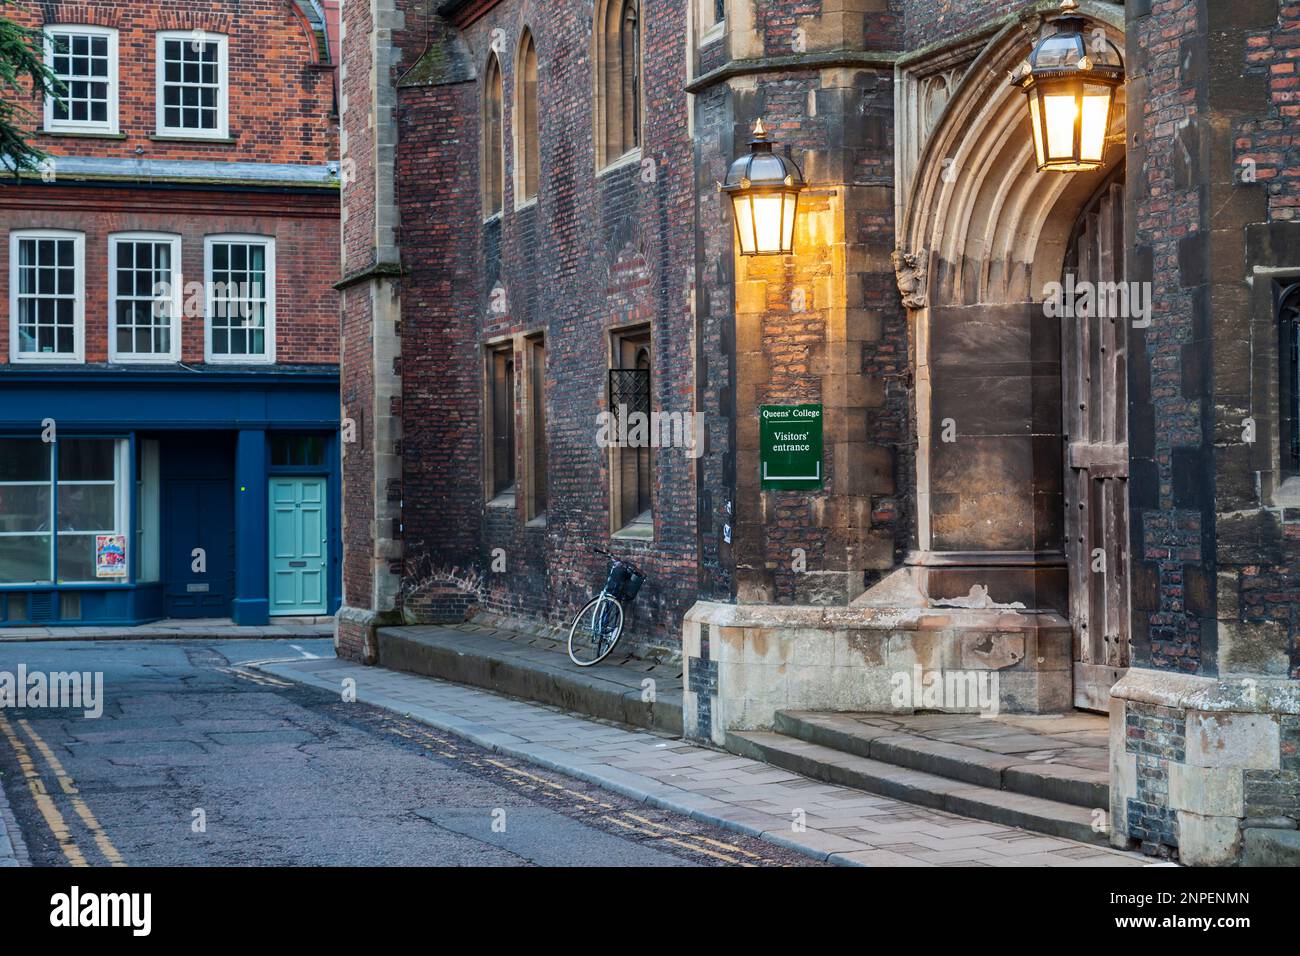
[17,719,126,867]
[288,644,320,659]
[0,712,87,866]
[373,712,776,866]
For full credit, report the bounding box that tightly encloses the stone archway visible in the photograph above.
[897,4,1127,699]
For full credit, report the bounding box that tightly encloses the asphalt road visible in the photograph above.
[0,639,813,867]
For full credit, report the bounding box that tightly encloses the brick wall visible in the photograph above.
[1125,0,1214,675]
[0,185,338,365]
[10,0,337,164]
[386,0,699,648]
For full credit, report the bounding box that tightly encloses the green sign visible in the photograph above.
[759,404,823,490]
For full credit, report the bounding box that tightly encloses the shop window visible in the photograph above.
[526,336,547,519]
[271,434,327,467]
[0,439,54,584]
[515,31,539,204]
[483,53,504,217]
[205,235,275,363]
[156,31,228,138]
[595,0,641,168]
[609,326,653,535]
[0,438,128,585]
[44,25,119,133]
[9,230,84,362]
[56,439,128,584]
[487,344,516,500]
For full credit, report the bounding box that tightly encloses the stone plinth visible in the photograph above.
[681,599,1072,747]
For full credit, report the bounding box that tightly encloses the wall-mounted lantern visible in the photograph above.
[1011,0,1124,173]
[722,119,805,256]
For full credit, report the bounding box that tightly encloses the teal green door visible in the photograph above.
[269,477,327,615]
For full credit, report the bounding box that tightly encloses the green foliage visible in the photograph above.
[0,0,59,173]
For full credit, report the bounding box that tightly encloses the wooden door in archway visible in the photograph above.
[1062,171,1131,712]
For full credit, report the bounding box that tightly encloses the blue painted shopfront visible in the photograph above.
[0,367,341,627]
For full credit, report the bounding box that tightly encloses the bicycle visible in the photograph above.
[567,547,646,666]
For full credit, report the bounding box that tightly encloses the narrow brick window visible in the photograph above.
[596,0,640,168]
[487,344,516,500]
[205,235,276,363]
[516,31,540,204]
[9,230,84,362]
[1280,281,1300,478]
[156,32,228,138]
[44,26,118,133]
[109,233,181,362]
[525,337,548,519]
[609,327,653,535]
[483,53,504,217]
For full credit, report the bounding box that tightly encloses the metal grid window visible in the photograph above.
[45,27,116,132]
[206,237,275,362]
[110,236,180,360]
[157,33,227,136]
[10,232,83,361]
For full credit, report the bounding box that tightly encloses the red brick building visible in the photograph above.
[0,0,342,627]
[338,0,1299,865]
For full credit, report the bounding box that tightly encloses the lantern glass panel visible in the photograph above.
[1028,93,1046,168]
[1079,83,1112,163]
[1034,34,1081,69]
[1043,89,1079,161]
[733,193,756,255]
[781,193,797,253]
[752,193,785,254]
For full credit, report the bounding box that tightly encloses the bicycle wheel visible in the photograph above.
[567,594,624,666]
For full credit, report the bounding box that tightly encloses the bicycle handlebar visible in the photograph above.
[591,546,643,576]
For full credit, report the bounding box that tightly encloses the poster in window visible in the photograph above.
[95,534,127,578]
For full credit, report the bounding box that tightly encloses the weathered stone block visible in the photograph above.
[1176,811,1242,867]
[1185,711,1280,770]
[1169,762,1245,818]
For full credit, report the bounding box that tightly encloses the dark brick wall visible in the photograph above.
[1124,701,1185,855]
[1125,0,1216,675]
[391,0,699,647]
[900,0,1032,48]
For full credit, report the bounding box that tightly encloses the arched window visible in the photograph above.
[483,53,504,217]
[596,0,640,168]
[516,31,539,204]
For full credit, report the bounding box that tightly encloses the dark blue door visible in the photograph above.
[163,478,234,618]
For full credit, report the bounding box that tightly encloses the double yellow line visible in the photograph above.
[384,717,771,866]
[0,711,125,867]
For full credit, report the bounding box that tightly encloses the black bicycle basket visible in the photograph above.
[606,562,646,603]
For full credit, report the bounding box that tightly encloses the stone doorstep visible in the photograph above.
[728,730,1108,846]
[773,711,1110,811]
[375,624,684,736]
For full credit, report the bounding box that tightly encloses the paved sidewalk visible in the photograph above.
[256,656,1148,867]
[377,623,683,733]
[0,772,29,866]
[0,617,333,642]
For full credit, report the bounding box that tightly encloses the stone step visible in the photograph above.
[375,625,683,735]
[774,710,1109,810]
[727,730,1109,845]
